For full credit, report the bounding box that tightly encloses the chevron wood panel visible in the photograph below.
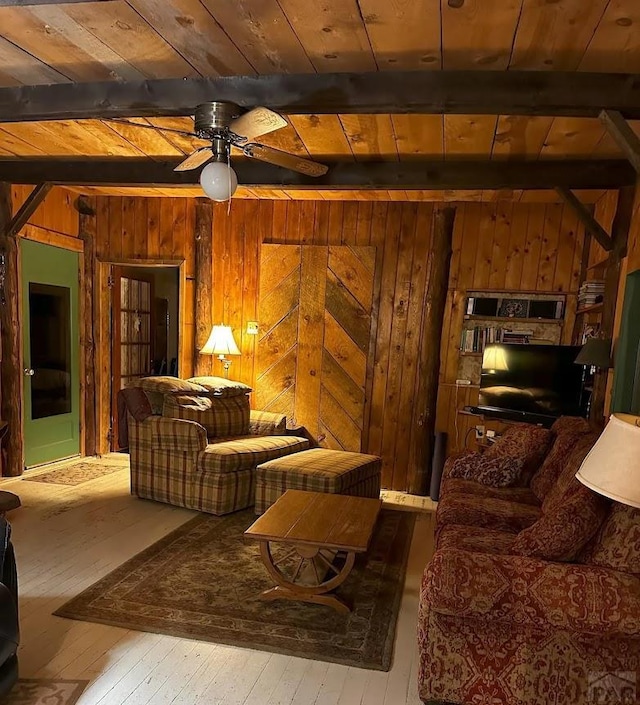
[258,243,376,451]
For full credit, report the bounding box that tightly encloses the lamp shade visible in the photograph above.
[576,413,640,508]
[200,325,241,356]
[482,345,509,373]
[574,338,612,368]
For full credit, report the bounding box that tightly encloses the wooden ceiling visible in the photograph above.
[0,0,638,200]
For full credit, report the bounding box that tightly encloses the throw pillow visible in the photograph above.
[483,424,553,485]
[510,482,609,561]
[579,503,640,575]
[187,376,252,397]
[448,453,526,488]
[530,431,586,501]
[132,376,207,414]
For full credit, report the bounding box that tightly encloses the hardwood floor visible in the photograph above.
[1,457,435,705]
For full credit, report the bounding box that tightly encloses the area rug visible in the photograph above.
[23,456,128,486]
[4,679,88,705]
[55,508,415,671]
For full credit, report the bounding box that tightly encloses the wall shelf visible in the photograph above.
[576,303,603,315]
[464,315,563,325]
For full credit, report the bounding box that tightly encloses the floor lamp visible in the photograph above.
[200,324,241,378]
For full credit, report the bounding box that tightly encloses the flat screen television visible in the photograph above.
[478,343,585,423]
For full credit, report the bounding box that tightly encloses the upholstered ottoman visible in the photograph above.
[254,448,382,515]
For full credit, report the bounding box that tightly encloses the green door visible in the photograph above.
[21,239,80,467]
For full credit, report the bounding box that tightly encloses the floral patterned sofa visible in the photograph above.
[418,417,640,705]
[122,376,310,515]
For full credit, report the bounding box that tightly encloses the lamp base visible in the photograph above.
[218,355,232,379]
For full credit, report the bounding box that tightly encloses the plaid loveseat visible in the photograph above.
[418,417,640,705]
[126,376,310,515]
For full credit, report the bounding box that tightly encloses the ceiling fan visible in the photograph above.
[108,102,329,201]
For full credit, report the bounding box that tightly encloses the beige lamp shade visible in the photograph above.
[576,413,640,508]
[482,345,509,373]
[200,325,241,356]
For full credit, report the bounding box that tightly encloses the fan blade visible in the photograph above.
[230,108,288,142]
[174,147,213,172]
[243,144,328,177]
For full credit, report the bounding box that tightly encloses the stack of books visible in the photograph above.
[578,280,605,309]
[460,326,533,353]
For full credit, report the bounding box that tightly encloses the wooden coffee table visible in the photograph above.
[245,490,382,615]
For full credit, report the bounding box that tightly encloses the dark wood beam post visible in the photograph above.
[78,197,97,456]
[556,187,613,251]
[409,206,456,495]
[590,185,637,425]
[193,199,213,376]
[3,183,52,239]
[0,183,23,476]
[600,110,640,174]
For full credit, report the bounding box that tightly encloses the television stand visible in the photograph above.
[465,405,556,427]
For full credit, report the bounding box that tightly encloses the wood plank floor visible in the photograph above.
[1,457,435,705]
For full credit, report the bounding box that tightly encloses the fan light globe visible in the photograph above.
[199,161,238,201]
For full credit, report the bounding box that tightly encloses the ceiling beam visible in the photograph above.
[0,0,109,5]
[3,182,52,239]
[0,159,634,191]
[555,187,613,251]
[600,110,640,174]
[4,71,640,122]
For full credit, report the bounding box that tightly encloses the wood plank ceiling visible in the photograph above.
[0,0,639,200]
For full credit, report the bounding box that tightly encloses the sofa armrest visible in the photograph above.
[138,416,207,453]
[423,548,640,637]
[249,410,287,436]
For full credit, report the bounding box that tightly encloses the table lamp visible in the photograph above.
[200,324,240,378]
[574,338,612,369]
[482,345,509,373]
[576,413,640,508]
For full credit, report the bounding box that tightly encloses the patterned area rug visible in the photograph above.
[23,456,128,486]
[5,679,88,704]
[55,508,415,671]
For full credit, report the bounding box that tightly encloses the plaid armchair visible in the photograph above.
[126,377,310,515]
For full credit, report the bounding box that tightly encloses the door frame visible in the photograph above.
[18,228,87,469]
[96,258,186,454]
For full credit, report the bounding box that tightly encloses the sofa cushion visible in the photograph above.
[198,435,309,474]
[580,503,640,575]
[440,477,540,506]
[447,453,525,488]
[187,376,252,397]
[550,415,592,436]
[530,427,591,501]
[164,394,250,439]
[541,433,599,514]
[482,424,553,484]
[511,483,609,561]
[435,494,541,534]
[436,524,516,555]
[133,376,207,414]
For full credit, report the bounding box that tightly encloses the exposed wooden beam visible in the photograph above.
[600,109,640,174]
[0,159,634,191]
[0,0,108,4]
[3,183,52,239]
[590,185,637,424]
[555,187,613,251]
[193,200,213,376]
[0,183,24,476]
[4,71,640,122]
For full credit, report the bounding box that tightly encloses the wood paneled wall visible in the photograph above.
[92,195,197,376]
[205,200,440,491]
[89,195,592,490]
[12,185,78,237]
[435,201,587,455]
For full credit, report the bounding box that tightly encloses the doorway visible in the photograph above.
[111,265,180,449]
[21,239,80,467]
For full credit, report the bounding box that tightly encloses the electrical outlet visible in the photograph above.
[486,430,496,438]
[455,379,471,386]
[246,321,259,335]
[475,424,485,440]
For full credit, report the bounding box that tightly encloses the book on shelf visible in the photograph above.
[578,280,605,307]
[460,325,534,353]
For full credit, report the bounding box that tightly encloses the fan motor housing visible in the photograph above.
[194,102,241,139]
